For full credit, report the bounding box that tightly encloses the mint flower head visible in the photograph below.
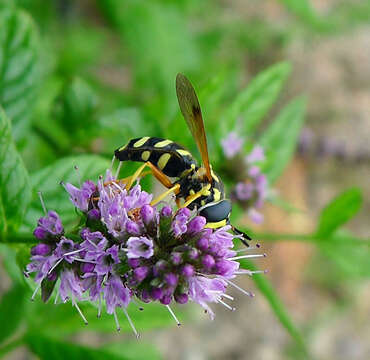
[26,167,265,336]
[221,132,269,224]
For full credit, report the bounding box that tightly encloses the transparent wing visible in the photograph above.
[176,73,212,181]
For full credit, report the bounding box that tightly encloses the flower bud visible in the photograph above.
[150,287,163,300]
[187,216,206,234]
[196,237,209,251]
[175,293,189,304]
[161,206,172,217]
[125,220,141,235]
[134,266,149,282]
[202,254,215,270]
[181,264,195,277]
[33,227,47,240]
[140,204,154,224]
[31,243,51,256]
[164,273,178,287]
[160,294,172,305]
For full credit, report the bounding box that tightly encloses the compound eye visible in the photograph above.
[198,199,231,222]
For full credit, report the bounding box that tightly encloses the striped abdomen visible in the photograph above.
[114,137,197,178]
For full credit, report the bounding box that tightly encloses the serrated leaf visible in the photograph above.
[0,284,27,344]
[222,62,291,135]
[23,155,110,231]
[0,108,31,237]
[259,96,306,183]
[240,259,308,356]
[26,335,132,360]
[316,188,362,237]
[0,6,40,142]
[57,77,98,132]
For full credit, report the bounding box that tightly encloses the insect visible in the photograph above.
[114,74,251,245]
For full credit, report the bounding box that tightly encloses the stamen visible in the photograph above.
[131,298,144,311]
[38,191,47,215]
[115,162,122,179]
[218,298,235,311]
[97,294,102,318]
[64,248,86,256]
[228,253,266,261]
[87,239,98,249]
[31,282,41,301]
[48,258,63,275]
[110,155,116,172]
[224,279,255,297]
[112,182,123,192]
[235,246,259,253]
[123,307,140,338]
[72,257,97,264]
[221,293,234,301]
[72,298,88,325]
[113,309,121,332]
[166,305,181,326]
[54,287,60,305]
[74,165,81,187]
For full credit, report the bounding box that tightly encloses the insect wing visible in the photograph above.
[175,73,212,181]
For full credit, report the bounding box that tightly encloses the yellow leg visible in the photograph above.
[181,184,211,208]
[150,184,180,206]
[104,171,151,187]
[125,163,148,190]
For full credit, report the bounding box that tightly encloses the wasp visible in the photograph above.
[114,74,251,245]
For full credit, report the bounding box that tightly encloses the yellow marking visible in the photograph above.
[189,189,195,195]
[118,142,129,152]
[211,170,219,182]
[141,151,150,161]
[201,200,206,206]
[205,219,227,229]
[213,188,221,202]
[154,139,172,148]
[158,153,171,170]
[133,137,150,148]
[191,164,196,169]
[176,149,191,157]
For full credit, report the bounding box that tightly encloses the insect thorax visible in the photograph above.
[176,167,225,210]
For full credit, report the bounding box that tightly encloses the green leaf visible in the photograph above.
[0,108,31,237]
[222,62,291,135]
[30,301,177,335]
[56,77,98,133]
[240,259,308,356]
[279,0,320,26]
[316,188,362,237]
[103,341,162,360]
[259,96,306,183]
[0,6,40,142]
[0,284,27,344]
[26,335,132,360]
[320,238,370,278]
[23,155,110,231]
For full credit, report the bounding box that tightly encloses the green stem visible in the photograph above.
[251,232,313,242]
[0,336,24,357]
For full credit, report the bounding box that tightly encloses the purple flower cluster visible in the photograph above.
[27,169,262,334]
[221,132,268,224]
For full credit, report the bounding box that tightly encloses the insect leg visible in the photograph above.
[150,184,181,206]
[181,184,211,208]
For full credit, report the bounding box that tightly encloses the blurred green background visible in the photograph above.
[0,0,369,359]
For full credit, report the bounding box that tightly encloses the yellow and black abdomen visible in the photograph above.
[115,137,197,178]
